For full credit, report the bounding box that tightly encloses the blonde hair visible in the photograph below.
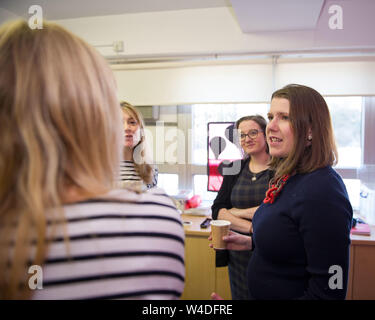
[269,84,338,181]
[0,20,123,298]
[120,102,154,185]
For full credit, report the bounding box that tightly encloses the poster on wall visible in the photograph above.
[207,122,243,192]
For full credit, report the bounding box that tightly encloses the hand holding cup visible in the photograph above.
[209,228,253,251]
[210,220,231,250]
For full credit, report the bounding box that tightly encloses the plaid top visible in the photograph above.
[230,164,272,210]
[211,158,273,221]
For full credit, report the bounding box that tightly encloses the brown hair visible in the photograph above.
[235,115,269,154]
[120,102,154,184]
[269,84,338,180]
[0,20,122,298]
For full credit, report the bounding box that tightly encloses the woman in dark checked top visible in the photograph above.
[211,115,273,300]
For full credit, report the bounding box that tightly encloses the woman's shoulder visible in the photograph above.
[108,187,177,208]
[286,167,353,226]
[292,166,348,199]
[299,166,342,183]
[64,188,180,220]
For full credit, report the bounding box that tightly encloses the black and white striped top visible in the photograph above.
[119,160,158,189]
[32,188,184,300]
[120,160,142,182]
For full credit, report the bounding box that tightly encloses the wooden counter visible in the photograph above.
[347,223,375,300]
[181,214,211,236]
[180,214,232,300]
[180,212,375,300]
[350,224,375,245]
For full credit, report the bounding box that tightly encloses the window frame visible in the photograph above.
[156,97,372,209]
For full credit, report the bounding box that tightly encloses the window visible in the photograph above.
[157,173,178,195]
[190,103,268,200]
[152,96,367,210]
[343,179,360,209]
[192,103,268,165]
[325,97,363,209]
[325,97,362,168]
[189,98,363,207]
[193,175,218,201]
[191,98,363,167]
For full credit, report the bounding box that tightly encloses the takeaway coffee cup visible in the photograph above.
[210,220,231,249]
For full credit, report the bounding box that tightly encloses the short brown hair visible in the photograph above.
[269,84,338,180]
[235,114,267,132]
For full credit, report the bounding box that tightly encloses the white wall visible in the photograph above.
[114,58,375,105]
[55,7,375,104]
[55,7,316,57]
[114,61,274,105]
[275,58,375,96]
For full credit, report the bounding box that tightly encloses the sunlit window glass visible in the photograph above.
[325,97,362,168]
[193,175,219,201]
[157,174,178,195]
[343,179,360,210]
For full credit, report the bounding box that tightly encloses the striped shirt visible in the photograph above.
[119,160,158,190]
[120,160,142,182]
[32,188,185,300]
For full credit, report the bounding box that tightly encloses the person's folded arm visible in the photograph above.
[218,208,252,234]
[228,206,259,220]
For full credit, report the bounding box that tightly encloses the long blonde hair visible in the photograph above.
[0,20,123,298]
[120,102,154,185]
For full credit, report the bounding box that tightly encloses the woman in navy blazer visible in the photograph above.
[211,84,353,300]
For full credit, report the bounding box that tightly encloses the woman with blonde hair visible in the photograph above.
[0,20,184,300]
[119,102,158,190]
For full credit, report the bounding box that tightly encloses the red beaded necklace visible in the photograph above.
[263,174,290,204]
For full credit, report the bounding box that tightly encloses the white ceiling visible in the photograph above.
[231,0,325,32]
[0,0,325,32]
[0,0,231,20]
